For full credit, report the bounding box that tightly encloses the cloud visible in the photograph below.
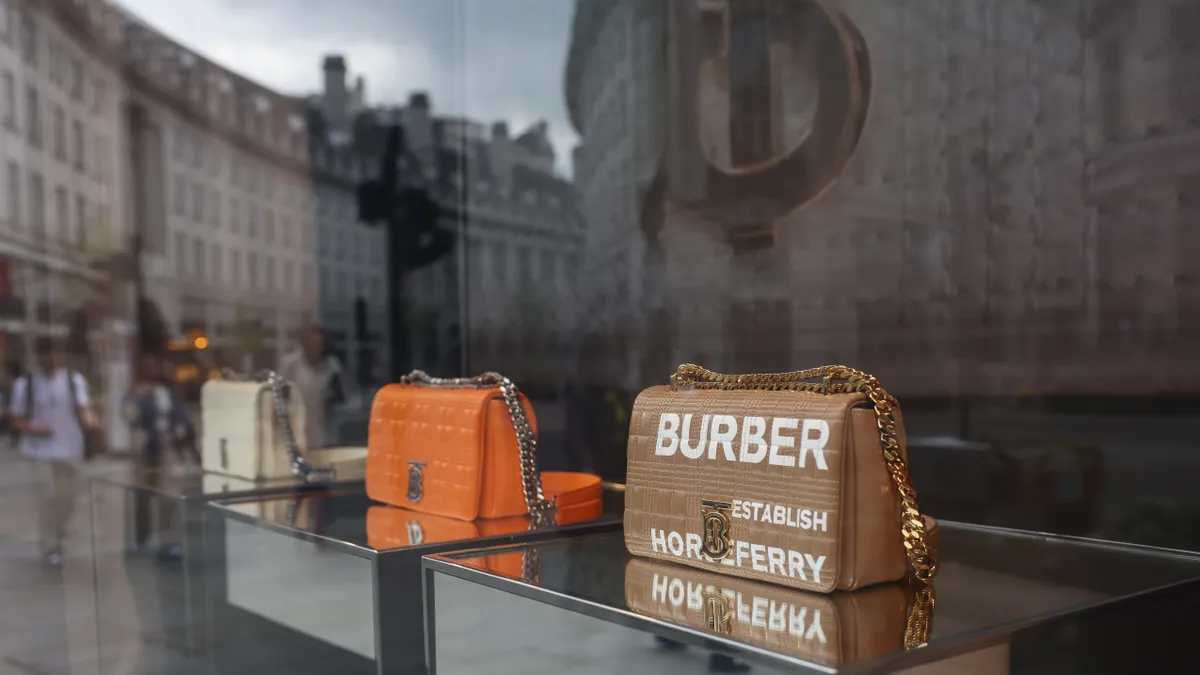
[117,0,580,172]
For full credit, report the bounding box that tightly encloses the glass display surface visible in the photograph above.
[425,524,1200,674]
[205,487,623,674]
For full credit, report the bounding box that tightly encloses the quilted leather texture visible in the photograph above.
[366,384,539,520]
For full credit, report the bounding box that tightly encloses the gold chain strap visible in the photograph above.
[670,364,938,585]
[401,370,556,527]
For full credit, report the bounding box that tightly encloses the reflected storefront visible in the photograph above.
[4,1,1200,674]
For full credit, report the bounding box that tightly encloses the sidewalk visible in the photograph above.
[0,450,140,675]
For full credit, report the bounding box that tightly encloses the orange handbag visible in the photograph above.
[366,370,603,523]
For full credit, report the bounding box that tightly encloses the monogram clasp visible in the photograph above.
[406,461,426,502]
[700,499,733,560]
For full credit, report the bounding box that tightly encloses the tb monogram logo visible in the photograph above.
[700,499,733,560]
[703,591,733,635]
[406,461,426,502]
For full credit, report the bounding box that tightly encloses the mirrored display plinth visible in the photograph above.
[87,461,365,672]
[422,523,1200,675]
[205,486,624,675]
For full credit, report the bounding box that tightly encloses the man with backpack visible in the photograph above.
[9,337,101,566]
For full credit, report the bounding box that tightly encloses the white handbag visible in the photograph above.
[200,371,334,483]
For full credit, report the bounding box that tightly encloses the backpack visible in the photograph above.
[19,370,100,460]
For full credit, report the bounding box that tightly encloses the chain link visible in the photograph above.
[401,370,556,527]
[670,363,938,585]
[221,369,334,485]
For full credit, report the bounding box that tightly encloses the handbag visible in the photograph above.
[365,370,603,523]
[200,370,335,484]
[625,559,934,664]
[624,364,938,593]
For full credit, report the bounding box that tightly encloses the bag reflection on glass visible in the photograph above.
[365,498,605,582]
[624,558,933,667]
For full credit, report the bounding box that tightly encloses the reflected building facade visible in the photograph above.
[122,10,317,369]
[566,0,1200,399]
[0,0,133,447]
[0,0,129,364]
[307,55,384,386]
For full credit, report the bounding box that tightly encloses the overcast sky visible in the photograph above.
[118,0,581,173]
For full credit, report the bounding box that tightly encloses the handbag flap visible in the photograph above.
[366,384,500,520]
[201,378,306,482]
[625,385,863,593]
[623,558,909,666]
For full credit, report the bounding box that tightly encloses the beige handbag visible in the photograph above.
[625,364,937,593]
[200,371,335,483]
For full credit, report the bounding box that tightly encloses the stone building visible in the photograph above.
[0,0,132,444]
[122,9,317,369]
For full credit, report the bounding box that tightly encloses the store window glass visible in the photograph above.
[0,5,1198,672]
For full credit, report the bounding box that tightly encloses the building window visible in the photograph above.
[281,216,291,247]
[20,7,35,65]
[265,257,276,292]
[5,161,17,228]
[71,119,84,171]
[0,1,9,41]
[174,127,186,162]
[69,57,82,101]
[210,189,221,227]
[248,251,258,289]
[231,249,241,288]
[27,171,43,237]
[191,136,202,168]
[247,203,258,238]
[230,197,239,232]
[192,182,204,222]
[175,232,186,268]
[211,243,221,284]
[264,209,275,243]
[51,105,65,159]
[284,260,294,292]
[74,193,86,247]
[25,84,39,146]
[173,174,186,216]
[2,70,14,130]
[54,186,67,243]
[91,78,104,115]
[193,239,205,280]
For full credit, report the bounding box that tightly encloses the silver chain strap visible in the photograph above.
[222,369,334,485]
[401,370,556,526]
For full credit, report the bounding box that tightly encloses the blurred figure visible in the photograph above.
[279,325,346,449]
[9,337,101,566]
[0,360,22,451]
[123,352,194,560]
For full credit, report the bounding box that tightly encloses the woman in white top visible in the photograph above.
[278,325,346,449]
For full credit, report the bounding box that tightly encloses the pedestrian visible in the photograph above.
[9,337,101,566]
[123,352,194,560]
[278,325,346,449]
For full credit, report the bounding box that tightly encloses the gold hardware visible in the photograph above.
[700,499,733,560]
[703,590,733,635]
[674,364,938,585]
[406,461,425,502]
